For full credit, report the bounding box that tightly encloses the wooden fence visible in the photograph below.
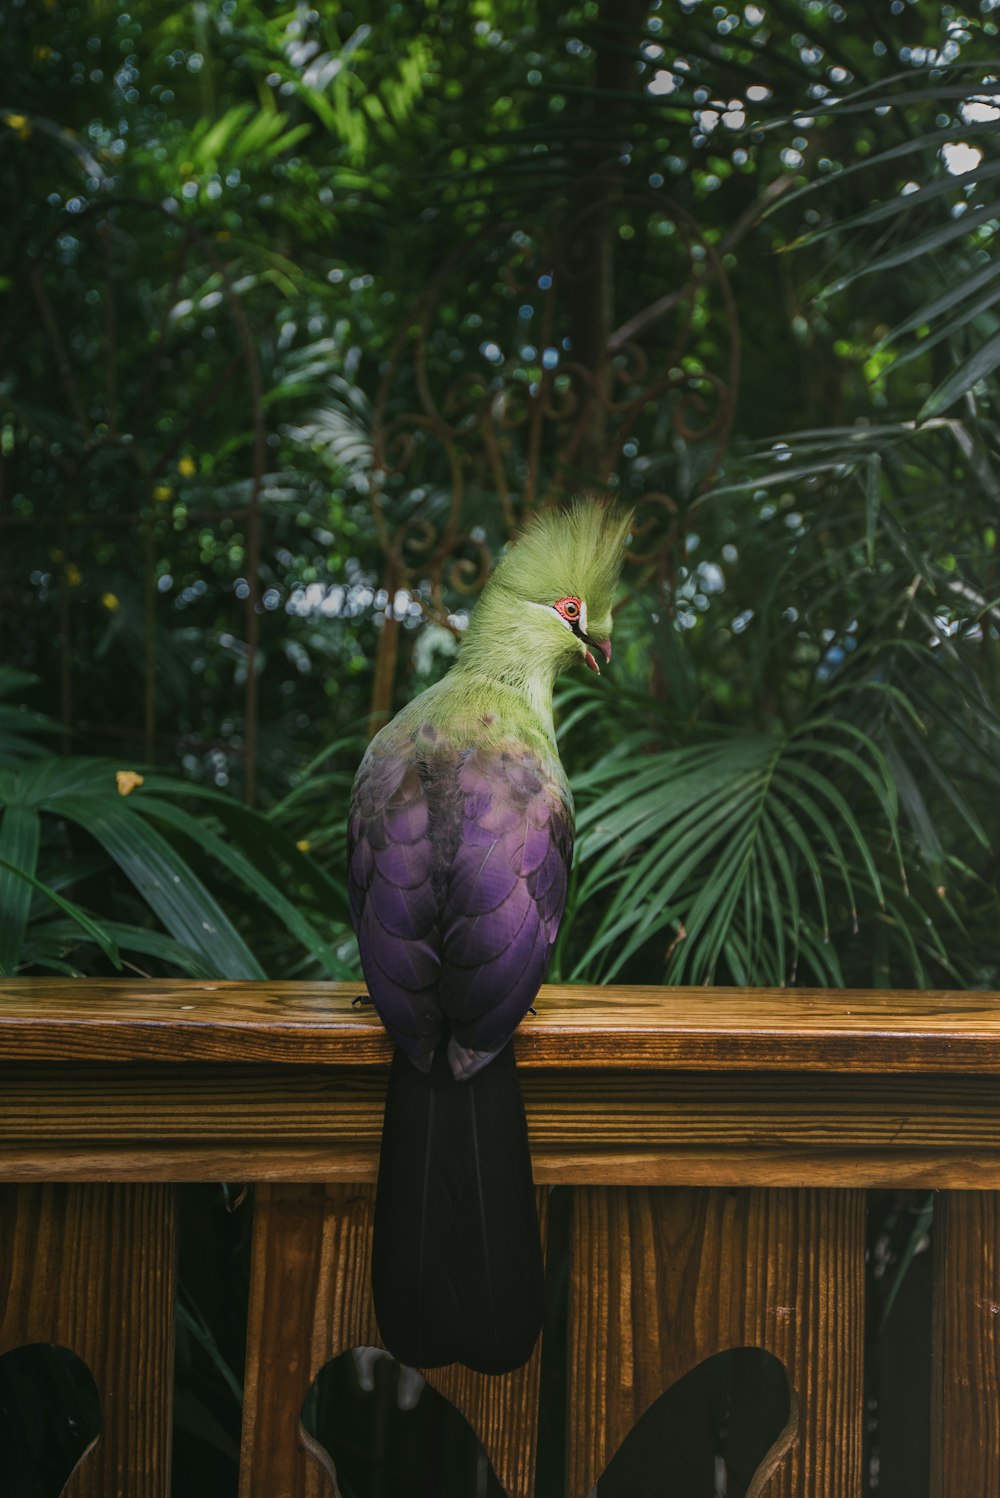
[0,979,997,1496]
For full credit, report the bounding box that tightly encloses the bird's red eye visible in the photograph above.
[555,596,581,620]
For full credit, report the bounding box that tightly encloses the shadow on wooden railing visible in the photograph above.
[0,979,998,1497]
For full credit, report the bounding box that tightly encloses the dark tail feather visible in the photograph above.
[372,1041,544,1374]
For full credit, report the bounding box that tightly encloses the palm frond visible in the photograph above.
[565,701,923,987]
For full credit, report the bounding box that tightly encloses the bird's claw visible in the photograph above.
[351,993,373,1007]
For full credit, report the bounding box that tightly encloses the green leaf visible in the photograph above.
[763,800,830,943]
[879,259,1000,348]
[756,831,788,981]
[28,918,219,979]
[51,796,264,979]
[863,453,881,566]
[918,328,1000,420]
[774,760,883,908]
[676,825,757,983]
[141,775,351,918]
[820,81,1000,114]
[764,119,1000,219]
[0,805,40,974]
[886,282,1000,382]
[134,795,349,977]
[890,702,989,849]
[791,723,900,834]
[0,670,41,700]
[823,202,1000,298]
[0,856,119,975]
[192,102,253,164]
[879,1194,934,1331]
[793,162,1000,249]
[177,1294,243,1405]
[884,741,945,888]
[795,921,845,986]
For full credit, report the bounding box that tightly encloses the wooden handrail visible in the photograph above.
[0,980,997,1497]
[1,978,999,1070]
[1,980,999,1188]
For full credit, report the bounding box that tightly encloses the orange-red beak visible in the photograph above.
[582,637,612,674]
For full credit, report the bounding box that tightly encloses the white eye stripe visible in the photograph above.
[526,600,570,629]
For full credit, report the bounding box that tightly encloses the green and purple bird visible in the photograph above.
[348,499,631,1374]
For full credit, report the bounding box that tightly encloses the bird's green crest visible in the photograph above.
[487,498,633,630]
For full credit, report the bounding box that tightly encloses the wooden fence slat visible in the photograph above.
[239,1183,375,1498]
[239,1183,546,1498]
[931,1190,1000,1498]
[566,1186,865,1498]
[0,1182,175,1498]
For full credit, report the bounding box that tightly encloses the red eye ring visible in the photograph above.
[555,596,581,621]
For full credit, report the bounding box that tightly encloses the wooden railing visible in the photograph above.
[1,979,998,1496]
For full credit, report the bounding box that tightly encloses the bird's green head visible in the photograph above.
[471,498,633,678]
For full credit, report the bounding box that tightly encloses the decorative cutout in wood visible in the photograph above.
[592,1347,791,1498]
[303,1348,507,1498]
[0,1343,100,1497]
[567,1186,865,1498]
[0,1183,175,1497]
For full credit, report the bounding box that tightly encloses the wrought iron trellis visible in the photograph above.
[1,186,738,785]
[364,191,740,726]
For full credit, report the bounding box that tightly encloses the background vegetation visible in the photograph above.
[1,0,997,1493]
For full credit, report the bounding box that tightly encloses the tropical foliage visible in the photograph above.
[3,0,998,997]
[0,669,355,980]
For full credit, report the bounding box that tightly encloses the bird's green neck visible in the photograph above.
[458,581,563,735]
[410,582,563,747]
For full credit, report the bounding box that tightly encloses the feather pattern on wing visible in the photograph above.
[349,731,572,1068]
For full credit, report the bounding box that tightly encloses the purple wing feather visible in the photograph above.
[349,747,442,1063]
[439,747,572,1056]
[349,730,573,1068]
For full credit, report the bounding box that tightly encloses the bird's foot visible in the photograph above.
[351,993,373,1007]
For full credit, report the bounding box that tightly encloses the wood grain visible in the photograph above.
[0,1183,175,1498]
[2,979,1000,1072]
[6,1066,1000,1188]
[239,1184,546,1498]
[239,1183,378,1498]
[931,1191,1000,1498]
[566,1186,865,1498]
